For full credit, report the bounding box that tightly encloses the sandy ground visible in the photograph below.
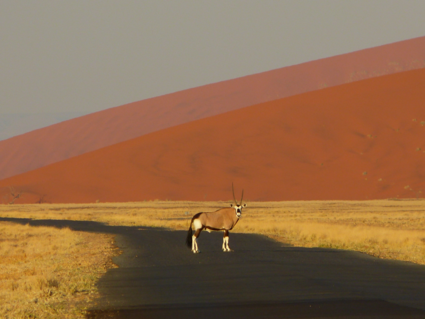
[2,217,425,319]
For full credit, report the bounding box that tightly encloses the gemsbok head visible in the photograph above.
[186,184,246,253]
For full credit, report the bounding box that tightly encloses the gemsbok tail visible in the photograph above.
[186,222,193,249]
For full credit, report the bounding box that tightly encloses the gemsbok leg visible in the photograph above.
[222,230,231,252]
[192,229,201,253]
[191,218,203,253]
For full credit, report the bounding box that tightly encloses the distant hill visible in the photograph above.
[2,68,424,203]
[0,36,424,181]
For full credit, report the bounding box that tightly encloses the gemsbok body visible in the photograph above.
[186,185,246,253]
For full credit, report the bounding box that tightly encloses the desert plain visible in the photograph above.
[1,199,425,317]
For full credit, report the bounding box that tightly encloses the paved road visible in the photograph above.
[2,217,425,318]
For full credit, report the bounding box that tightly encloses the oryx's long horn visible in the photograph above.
[232,183,237,205]
[240,189,244,206]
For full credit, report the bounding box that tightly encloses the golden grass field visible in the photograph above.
[1,199,425,316]
[0,222,118,319]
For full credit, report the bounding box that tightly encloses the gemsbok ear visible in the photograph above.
[230,203,233,207]
[243,203,247,207]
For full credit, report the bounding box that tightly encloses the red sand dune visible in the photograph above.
[1,68,425,203]
[1,36,425,181]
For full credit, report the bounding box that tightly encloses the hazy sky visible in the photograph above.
[1,1,425,115]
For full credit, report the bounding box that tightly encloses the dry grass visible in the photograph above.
[236,200,425,264]
[0,222,118,319]
[1,200,425,267]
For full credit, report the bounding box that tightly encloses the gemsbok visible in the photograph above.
[186,184,246,253]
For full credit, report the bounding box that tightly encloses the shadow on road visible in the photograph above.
[2,217,425,319]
